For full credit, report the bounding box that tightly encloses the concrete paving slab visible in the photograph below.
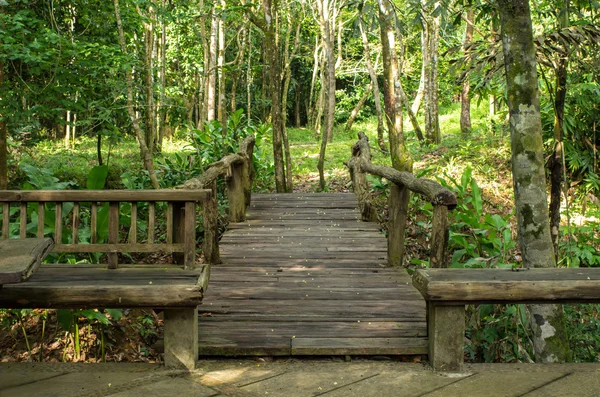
[425,370,569,397]
[0,369,156,397]
[108,377,218,397]
[321,367,460,397]
[525,371,600,397]
[0,371,67,390]
[235,362,382,396]
[2,360,600,397]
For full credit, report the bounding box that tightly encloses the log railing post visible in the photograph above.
[227,163,246,222]
[430,205,450,268]
[388,184,409,267]
[202,182,221,265]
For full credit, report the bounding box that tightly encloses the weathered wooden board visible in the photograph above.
[413,268,600,304]
[0,238,54,284]
[198,193,427,356]
[0,265,205,308]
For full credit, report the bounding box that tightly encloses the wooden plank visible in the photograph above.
[52,243,185,253]
[148,202,155,244]
[107,202,119,268]
[2,202,9,239]
[413,268,600,304]
[37,202,45,238]
[0,238,54,284]
[291,337,428,355]
[129,202,137,244]
[0,190,211,203]
[19,202,27,238]
[90,202,98,244]
[72,202,80,244]
[54,202,62,244]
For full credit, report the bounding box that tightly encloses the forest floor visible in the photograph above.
[2,102,600,364]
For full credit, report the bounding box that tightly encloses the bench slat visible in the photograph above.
[52,243,185,253]
[0,190,211,202]
[413,268,600,304]
[0,266,206,308]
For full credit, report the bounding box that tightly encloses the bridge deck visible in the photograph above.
[198,193,427,356]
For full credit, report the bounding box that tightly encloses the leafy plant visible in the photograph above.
[438,166,516,268]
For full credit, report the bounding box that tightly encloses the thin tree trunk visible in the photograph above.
[345,84,372,132]
[412,54,425,115]
[423,0,441,144]
[497,0,571,363]
[308,36,320,128]
[217,0,227,130]
[358,17,386,151]
[549,1,570,260]
[281,10,301,193]
[460,8,474,135]
[207,5,218,122]
[144,11,155,153]
[246,28,252,121]
[114,0,159,189]
[0,58,6,189]
[246,0,287,192]
[317,0,336,190]
[158,0,167,151]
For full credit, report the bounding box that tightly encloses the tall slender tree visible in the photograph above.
[497,0,571,363]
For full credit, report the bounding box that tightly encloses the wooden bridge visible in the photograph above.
[197,193,427,356]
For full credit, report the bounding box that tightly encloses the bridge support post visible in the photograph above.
[428,302,464,372]
[227,163,246,222]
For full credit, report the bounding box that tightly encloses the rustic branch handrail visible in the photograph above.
[177,134,255,265]
[347,132,457,268]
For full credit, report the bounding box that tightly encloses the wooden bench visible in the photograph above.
[0,189,216,370]
[412,268,600,371]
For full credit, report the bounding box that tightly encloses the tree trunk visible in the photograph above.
[206,5,218,122]
[422,0,441,144]
[460,8,474,135]
[217,0,227,130]
[549,1,570,260]
[246,0,287,192]
[113,0,160,189]
[0,59,6,190]
[358,17,386,151]
[377,0,412,172]
[497,0,571,363]
[308,36,320,129]
[412,55,425,115]
[157,0,167,152]
[317,0,336,191]
[281,10,301,193]
[144,10,155,154]
[345,84,372,132]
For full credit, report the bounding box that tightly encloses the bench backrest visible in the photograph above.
[0,190,211,270]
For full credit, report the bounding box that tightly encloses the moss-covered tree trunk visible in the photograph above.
[497,0,571,363]
[549,1,570,260]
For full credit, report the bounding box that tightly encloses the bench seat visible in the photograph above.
[412,268,600,372]
[0,264,209,309]
[412,268,600,304]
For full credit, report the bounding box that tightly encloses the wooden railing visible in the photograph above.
[0,190,211,270]
[178,134,255,265]
[347,132,457,268]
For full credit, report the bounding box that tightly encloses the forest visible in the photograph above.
[1,0,600,364]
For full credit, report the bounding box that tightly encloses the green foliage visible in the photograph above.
[465,304,533,363]
[565,304,600,362]
[86,165,109,190]
[438,166,516,268]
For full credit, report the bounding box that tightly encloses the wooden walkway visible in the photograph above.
[197,193,427,356]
